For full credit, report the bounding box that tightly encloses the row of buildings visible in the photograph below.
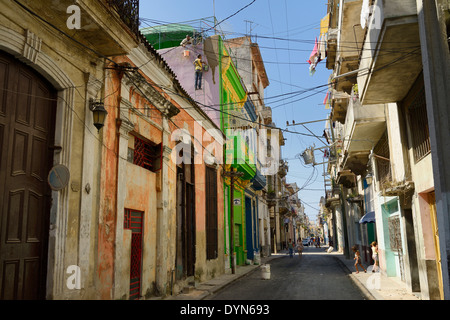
[0,0,308,299]
[321,0,450,300]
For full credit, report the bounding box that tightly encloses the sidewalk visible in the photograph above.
[331,250,421,300]
[151,247,421,301]
[159,254,285,300]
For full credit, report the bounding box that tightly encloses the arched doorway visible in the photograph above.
[0,51,56,299]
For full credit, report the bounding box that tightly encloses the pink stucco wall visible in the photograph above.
[159,44,222,128]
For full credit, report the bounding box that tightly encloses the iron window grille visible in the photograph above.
[408,87,431,163]
[132,136,162,172]
[374,130,391,185]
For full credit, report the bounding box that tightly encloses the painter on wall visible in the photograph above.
[194,54,204,90]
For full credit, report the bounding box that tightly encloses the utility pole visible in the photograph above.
[223,167,244,274]
[213,0,217,35]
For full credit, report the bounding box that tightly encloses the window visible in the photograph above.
[374,130,390,184]
[129,135,162,172]
[408,87,430,162]
[205,166,218,260]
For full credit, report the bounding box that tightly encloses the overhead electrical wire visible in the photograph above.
[8,1,425,213]
[206,0,257,34]
[139,18,421,63]
[13,1,425,147]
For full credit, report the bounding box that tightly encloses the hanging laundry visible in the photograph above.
[307,37,322,76]
[320,14,329,36]
[361,0,371,29]
[307,37,319,64]
[309,63,317,76]
[323,91,329,105]
[323,91,331,109]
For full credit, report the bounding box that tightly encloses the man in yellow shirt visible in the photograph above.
[194,54,203,90]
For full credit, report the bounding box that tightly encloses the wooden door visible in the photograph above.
[124,209,144,300]
[205,166,218,260]
[429,191,444,299]
[179,145,195,278]
[185,182,195,277]
[0,51,56,299]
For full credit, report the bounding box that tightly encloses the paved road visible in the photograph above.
[206,246,367,300]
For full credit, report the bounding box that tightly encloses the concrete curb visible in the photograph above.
[199,265,262,299]
[200,255,283,299]
[161,255,284,300]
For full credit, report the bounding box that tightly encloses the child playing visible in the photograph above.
[371,241,379,272]
[352,245,366,274]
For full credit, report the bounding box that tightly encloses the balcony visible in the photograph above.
[226,133,256,181]
[278,160,288,178]
[278,198,290,214]
[260,106,272,125]
[266,191,277,207]
[343,94,386,154]
[341,92,386,176]
[334,0,365,93]
[326,28,338,70]
[330,89,350,122]
[251,166,267,191]
[20,0,139,56]
[357,0,422,104]
[337,169,356,189]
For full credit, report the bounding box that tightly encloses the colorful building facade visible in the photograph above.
[156,33,264,269]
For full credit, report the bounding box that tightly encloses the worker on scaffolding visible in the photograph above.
[194,54,204,90]
[180,35,192,47]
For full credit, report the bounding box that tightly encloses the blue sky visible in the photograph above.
[139,1,332,221]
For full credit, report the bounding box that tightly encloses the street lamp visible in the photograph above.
[365,172,373,185]
[90,99,108,132]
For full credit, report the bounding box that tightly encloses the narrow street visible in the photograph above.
[206,246,367,300]
[1,0,448,302]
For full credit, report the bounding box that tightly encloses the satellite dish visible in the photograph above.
[48,164,70,191]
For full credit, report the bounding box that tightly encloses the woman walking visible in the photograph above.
[297,238,304,257]
[371,241,379,272]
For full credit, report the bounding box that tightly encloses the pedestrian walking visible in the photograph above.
[371,241,379,272]
[352,245,366,274]
[288,239,294,258]
[194,54,204,90]
[317,237,321,248]
[297,238,304,256]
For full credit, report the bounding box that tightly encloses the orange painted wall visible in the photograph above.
[97,54,224,297]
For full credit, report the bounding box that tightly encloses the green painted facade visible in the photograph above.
[218,37,256,267]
